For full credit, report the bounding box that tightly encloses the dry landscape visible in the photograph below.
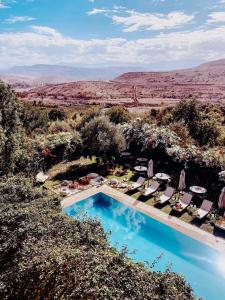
[11,59,225,109]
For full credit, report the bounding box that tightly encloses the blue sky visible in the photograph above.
[0,0,225,69]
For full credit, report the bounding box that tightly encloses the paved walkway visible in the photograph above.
[61,185,225,253]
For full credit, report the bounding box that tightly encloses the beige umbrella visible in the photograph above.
[178,169,186,191]
[218,187,225,209]
[147,160,154,178]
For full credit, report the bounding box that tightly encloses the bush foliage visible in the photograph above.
[81,116,126,161]
[106,106,131,124]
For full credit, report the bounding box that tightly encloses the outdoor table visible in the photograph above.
[120,151,131,157]
[134,166,147,173]
[189,186,207,195]
[136,157,148,163]
[155,173,171,181]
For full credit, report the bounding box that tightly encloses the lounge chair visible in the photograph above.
[215,213,225,230]
[194,200,213,219]
[143,181,160,197]
[128,177,145,191]
[157,187,175,205]
[173,193,193,213]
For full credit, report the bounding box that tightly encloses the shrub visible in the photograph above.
[35,131,81,164]
[77,106,101,130]
[0,175,44,204]
[150,108,158,118]
[48,108,66,121]
[194,119,220,147]
[81,116,125,161]
[172,98,200,132]
[21,105,49,134]
[106,106,131,124]
[169,121,193,145]
[48,120,71,134]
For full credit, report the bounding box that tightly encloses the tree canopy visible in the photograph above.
[106,106,131,124]
[0,82,35,175]
[81,116,126,161]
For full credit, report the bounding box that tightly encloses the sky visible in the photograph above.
[1,0,225,70]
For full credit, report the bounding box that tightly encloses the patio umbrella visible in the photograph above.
[147,160,154,178]
[218,187,225,209]
[178,169,186,191]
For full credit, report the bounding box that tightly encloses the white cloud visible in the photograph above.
[0,25,225,68]
[87,8,194,32]
[112,10,195,32]
[87,6,125,16]
[87,8,109,16]
[208,11,225,23]
[31,26,61,37]
[5,16,36,24]
[0,1,9,9]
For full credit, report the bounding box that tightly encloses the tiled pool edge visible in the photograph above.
[61,185,225,253]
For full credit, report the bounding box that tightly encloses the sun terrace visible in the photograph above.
[43,152,225,245]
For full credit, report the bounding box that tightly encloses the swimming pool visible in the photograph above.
[63,192,225,300]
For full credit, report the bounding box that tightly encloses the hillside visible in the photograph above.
[18,59,225,106]
[0,64,147,90]
[115,59,225,85]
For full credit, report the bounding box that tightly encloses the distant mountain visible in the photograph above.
[196,58,225,70]
[22,58,225,105]
[2,64,147,81]
[114,59,225,85]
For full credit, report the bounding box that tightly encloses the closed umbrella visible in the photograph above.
[147,160,154,178]
[178,169,186,191]
[218,187,225,209]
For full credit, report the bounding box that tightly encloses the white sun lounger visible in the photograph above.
[173,193,193,213]
[130,177,145,191]
[158,187,175,204]
[194,200,213,219]
[144,181,160,197]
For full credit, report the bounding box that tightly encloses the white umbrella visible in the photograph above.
[218,187,225,209]
[178,169,186,191]
[147,160,154,178]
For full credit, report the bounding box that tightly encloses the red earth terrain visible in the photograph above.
[17,59,225,108]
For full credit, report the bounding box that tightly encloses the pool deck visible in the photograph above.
[61,185,225,253]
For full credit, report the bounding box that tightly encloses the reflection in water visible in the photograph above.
[216,254,225,278]
[125,209,146,240]
[109,196,146,240]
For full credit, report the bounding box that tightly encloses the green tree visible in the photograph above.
[81,116,125,161]
[21,104,49,134]
[172,98,200,134]
[194,119,220,147]
[106,106,131,124]
[48,107,66,121]
[0,82,33,175]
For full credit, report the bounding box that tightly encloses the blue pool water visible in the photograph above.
[63,192,225,300]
